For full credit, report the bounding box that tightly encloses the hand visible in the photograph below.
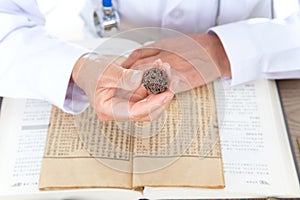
[122,34,231,93]
[72,53,174,121]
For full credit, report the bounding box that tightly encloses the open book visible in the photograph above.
[39,83,224,190]
[0,38,299,199]
[0,79,299,199]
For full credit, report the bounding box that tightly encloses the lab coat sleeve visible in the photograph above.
[0,0,89,113]
[209,11,300,85]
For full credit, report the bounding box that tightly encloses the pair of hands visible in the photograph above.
[72,34,231,121]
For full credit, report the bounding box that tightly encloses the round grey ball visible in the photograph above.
[142,68,169,94]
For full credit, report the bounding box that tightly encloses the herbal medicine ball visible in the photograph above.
[142,68,169,94]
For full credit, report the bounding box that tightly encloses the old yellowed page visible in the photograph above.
[39,82,224,190]
[132,84,224,188]
[39,107,132,190]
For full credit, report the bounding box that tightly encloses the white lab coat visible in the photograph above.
[1,0,300,113]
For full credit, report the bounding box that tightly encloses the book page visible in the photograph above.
[38,53,134,189]
[39,83,224,190]
[0,98,50,195]
[0,99,141,200]
[132,84,224,188]
[143,79,300,199]
[39,106,133,190]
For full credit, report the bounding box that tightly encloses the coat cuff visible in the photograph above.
[209,19,270,85]
[50,42,90,114]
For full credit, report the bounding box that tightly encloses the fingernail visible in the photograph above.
[155,59,163,66]
[123,69,143,90]
[162,94,174,104]
[149,106,164,121]
[130,70,143,86]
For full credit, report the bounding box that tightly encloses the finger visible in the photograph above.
[122,48,161,68]
[168,71,194,94]
[129,86,148,101]
[96,90,174,121]
[149,59,172,80]
[131,55,165,69]
[125,51,172,75]
[94,89,134,121]
[130,59,160,71]
[135,99,171,122]
[99,63,143,91]
[129,90,174,121]
[114,86,148,102]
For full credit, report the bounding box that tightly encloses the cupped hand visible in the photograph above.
[122,33,231,93]
[72,53,174,121]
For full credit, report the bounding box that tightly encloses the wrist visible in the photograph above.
[210,34,231,78]
[189,33,231,78]
[72,53,90,84]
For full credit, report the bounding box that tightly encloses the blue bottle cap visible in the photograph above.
[102,0,112,7]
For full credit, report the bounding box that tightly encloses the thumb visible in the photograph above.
[73,53,143,104]
[100,64,143,91]
[120,68,144,91]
